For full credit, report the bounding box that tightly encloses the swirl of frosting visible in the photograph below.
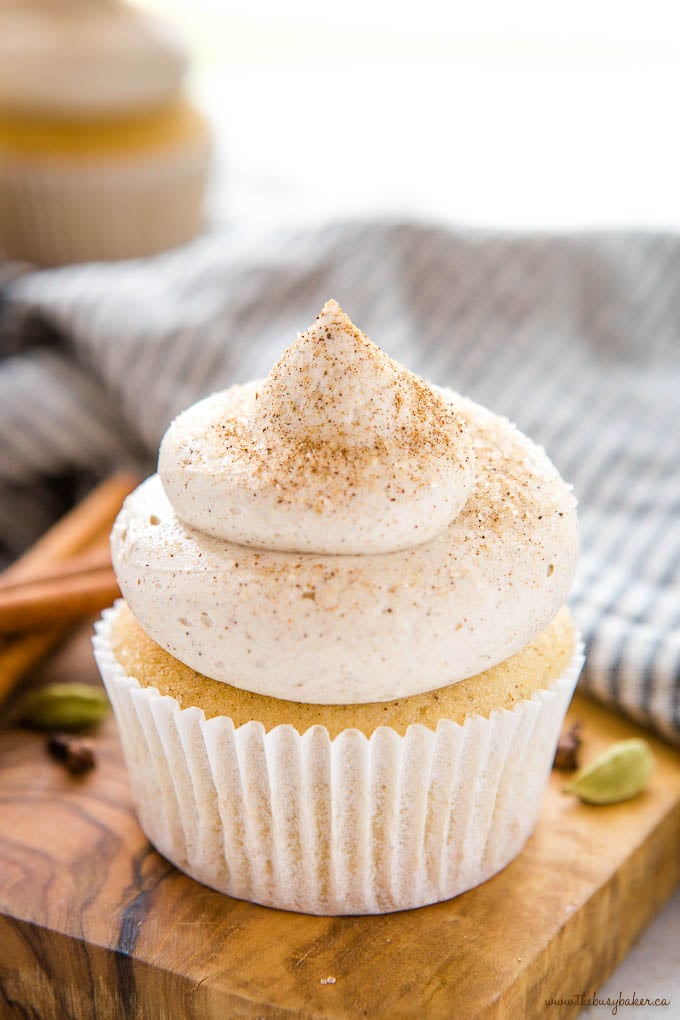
[112,302,579,704]
[159,301,475,555]
[0,0,187,118]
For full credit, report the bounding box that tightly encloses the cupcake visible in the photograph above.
[0,0,211,265]
[94,300,583,915]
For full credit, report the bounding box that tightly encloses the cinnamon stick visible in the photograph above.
[0,472,138,706]
[0,567,120,633]
[0,545,113,592]
[1,472,137,582]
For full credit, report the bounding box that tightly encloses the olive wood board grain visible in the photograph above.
[0,621,679,1020]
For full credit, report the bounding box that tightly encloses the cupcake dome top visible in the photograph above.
[0,0,187,118]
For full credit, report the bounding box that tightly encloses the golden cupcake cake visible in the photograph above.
[0,0,211,265]
[93,300,583,915]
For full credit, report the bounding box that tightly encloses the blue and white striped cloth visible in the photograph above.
[1,221,678,742]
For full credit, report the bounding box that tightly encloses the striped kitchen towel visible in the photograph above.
[1,220,678,742]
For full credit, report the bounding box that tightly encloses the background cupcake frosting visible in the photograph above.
[0,0,187,117]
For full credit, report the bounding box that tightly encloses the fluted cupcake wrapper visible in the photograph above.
[93,607,584,915]
[0,134,210,266]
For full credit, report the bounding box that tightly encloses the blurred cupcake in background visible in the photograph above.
[0,0,212,265]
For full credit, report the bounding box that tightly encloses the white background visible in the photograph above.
[143,0,680,229]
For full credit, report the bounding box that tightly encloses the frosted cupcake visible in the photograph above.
[0,0,211,265]
[94,301,583,915]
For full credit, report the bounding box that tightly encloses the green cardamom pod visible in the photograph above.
[17,682,109,731]
[564,738,654,805]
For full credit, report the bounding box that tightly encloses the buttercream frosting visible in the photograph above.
[159,300,475,555]
[0,0,187,118]
[112,303,579,704]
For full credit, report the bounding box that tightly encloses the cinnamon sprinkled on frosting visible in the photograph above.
[253,299,463,458]
[111,301,581,703]
[159,300,475,554]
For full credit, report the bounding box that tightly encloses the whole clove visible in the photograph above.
[46,733,96,775]
[553,722,582,771]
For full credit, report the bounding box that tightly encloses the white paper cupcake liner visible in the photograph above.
[93,605,584,915]
[0,132,210,265]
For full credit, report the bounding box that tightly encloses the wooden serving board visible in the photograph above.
[1,622,679,1020]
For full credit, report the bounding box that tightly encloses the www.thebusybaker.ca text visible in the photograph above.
[544,992,671,1016]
